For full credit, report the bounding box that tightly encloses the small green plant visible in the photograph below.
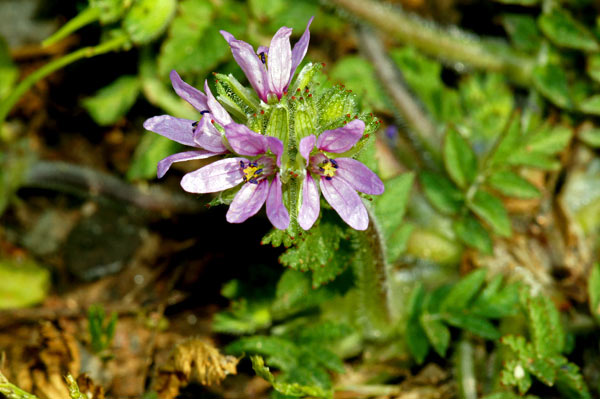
[88,304,117,359]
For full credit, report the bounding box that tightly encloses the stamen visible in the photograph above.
[200,110,209,115]
[319,158,337,179]
[259,52,267,64]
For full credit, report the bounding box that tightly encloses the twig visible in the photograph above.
[357,26,441,167]
[23,160,207,215]
[327,0,534,86]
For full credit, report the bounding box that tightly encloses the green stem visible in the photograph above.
[328,0,535,86]
[42,7,101,47]
[0,33,129,128]
[351,207,394,340]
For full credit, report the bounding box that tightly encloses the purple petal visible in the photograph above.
[266,136,284,166]
[157,150,220,179]
[169,70,208,113]
[180,157,245,193]
[267,27,293,96]
[321,177,369,230]
[334,158,384,195]
[220,30,269,102]
[224,123,268,156]
[288,16,314,88]
[317,119,365,153]
[298,174,320,230]
[226,179,269,223]
[299,135,316,166]
[266,175,290,229]
[193,115,228,153]
[204,80,232,126]
[143,115,197,147]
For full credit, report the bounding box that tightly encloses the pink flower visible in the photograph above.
[142,71,233,178]
[220,17,313,102]
[297,120,384,231]
[180,123,290,229]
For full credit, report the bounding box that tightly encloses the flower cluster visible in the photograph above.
[143,18,384,231]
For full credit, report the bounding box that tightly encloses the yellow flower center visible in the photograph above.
[319,159,338,180]
[241,161,263,184]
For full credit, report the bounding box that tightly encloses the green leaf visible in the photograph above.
[0,257,50,309]
[443,127,478,188]
[443,313,500,340]
[420,313,450,357]
[588,263,600,323]
[525,124,572,155]
[419,171,464,215]
[528,358,557,386]
[453,214,493,254]
[250,355,332,398]
[406,284,430,364]
[524,292,565,356]
[501,14,543,53]
[0,36,18,101]
[579,126,600,148]
[502,359,532,394]
[538,8,599,52]
[469,190,511,237]
[249,0,286,20]
[487,171,540,199]
[123,0,176,45]
[578,95,600,115]
[440,269,487,312]
[278,214,350,288]
[471,277,519,319]
[126,132,181,181]
[81,75,140,126]
[532,64,572,109]
[555,361,591,399]
[586,54,600,84]
[489,113,522,167]
[329,56,387,111]
[374,173,414,261]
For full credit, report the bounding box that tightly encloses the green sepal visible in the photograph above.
[290,62,323,93]
[214,72,260,112]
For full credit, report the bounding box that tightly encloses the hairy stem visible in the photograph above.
[328,0,535,85]
[357,26,441,168]
[0,33,129,128]
[351,207,394,340]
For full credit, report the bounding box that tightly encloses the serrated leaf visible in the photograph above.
[453,214,493,254]
[502,359,532,394]
[487,170,540,199]
[278,215,350,288]
[406,284,430,364]
[525,293,565,356]
[532,64,572,109]
[419,171,463,215]
[469,190,511,237]
[82,75,140,126]
[555,361,591,399]
[538,8,599,52]
[262,229,296,248]
[126,132,180,181]
[443,313,500,340]
[441,269,487,312]
[420,313,450,357]
[250,355,332,398]
[588,263,600,323]
[502,14,543,53]
[123,0,176,45]
[528,358,557,386]
[444,127,478,188]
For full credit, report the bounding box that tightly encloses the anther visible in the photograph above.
[200,110,209,115]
